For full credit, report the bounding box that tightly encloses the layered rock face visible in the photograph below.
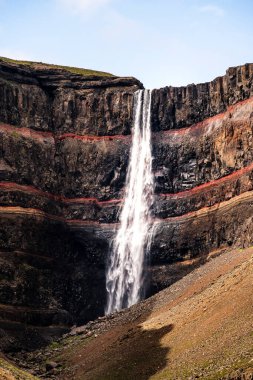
[1,59,253,350]
[0,60,141,350]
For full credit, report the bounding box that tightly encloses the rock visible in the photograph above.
[223,368,253,379]
[0,59,253,352]
[45,361,59,371]
[151,64,253,132]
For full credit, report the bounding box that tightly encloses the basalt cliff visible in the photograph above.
[0,58,253,353]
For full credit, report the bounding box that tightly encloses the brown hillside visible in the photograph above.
[15,247,253,380]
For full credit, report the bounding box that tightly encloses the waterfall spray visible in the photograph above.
[105,89,154,314]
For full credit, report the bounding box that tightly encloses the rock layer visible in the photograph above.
[152,63,253,131]
[0,59,142,135]
[1,59,253,350]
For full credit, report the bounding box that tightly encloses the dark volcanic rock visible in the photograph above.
[1,59,253,351]
[151,63,253,131]
[0,59,143,135]
[0,128,130,199]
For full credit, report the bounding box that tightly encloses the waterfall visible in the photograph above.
[105,89,154,314]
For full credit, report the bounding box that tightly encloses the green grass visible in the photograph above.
[0,358,39,380]
[0,56,114,77]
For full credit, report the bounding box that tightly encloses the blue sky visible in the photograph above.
[0,0,253,88]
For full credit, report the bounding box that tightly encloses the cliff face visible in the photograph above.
[152,64,253,130]
[0,60,142,350]
[1,58,253,351]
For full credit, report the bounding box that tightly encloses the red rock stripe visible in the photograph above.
[157,190,253,223]
[0,124,54,142]
[156,96,253,137]
[58,133,129,141]
[160,162,253,199]
[1,190,253,225]
[0,206,116,227]
[0,123,129,142]
[67,219,118,227]
[0,182,122,205]
[1,96,253,143]
[1,160,253,204]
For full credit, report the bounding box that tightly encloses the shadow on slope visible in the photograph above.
[6,247,253,379]
[87,324,174,380]
[51,247,253,380]
[45,290,174,380]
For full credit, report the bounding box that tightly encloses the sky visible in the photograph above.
[0,0,253,88]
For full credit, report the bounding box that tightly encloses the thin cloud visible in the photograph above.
[198,4,225,17]
[57,0,113,13]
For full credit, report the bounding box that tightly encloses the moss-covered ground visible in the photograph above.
[0,358,39,380]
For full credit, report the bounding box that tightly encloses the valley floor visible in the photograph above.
[2,247,253,379]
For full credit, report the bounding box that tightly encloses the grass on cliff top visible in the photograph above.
[0,56,114,77]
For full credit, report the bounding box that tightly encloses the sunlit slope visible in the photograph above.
[51,247,253,380]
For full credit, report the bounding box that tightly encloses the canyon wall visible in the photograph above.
[1,58,253,350]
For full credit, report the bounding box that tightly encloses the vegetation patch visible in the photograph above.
[0,358,38,380]
[0,56,114,77]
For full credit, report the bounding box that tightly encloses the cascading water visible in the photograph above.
[105,89,154,315]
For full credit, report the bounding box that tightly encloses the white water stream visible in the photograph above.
[105,89,154,314]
